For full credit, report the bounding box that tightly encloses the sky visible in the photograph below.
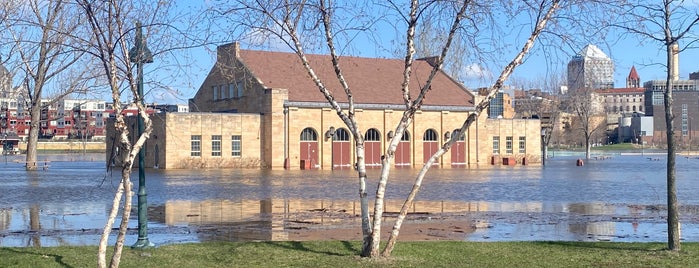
[27,1,695,105]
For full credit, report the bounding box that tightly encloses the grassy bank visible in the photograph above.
[2,241,698,267]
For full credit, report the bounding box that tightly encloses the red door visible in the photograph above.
[451,141,466,167]
[365,128,381,167]
[395,131,411,167]
[450,129,466,167]
[300,128,319,169]
[332,128,351,169]
[423,129,439,165]
[300,141,318,169]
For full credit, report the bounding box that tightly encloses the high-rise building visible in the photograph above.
[567,44,614,91]
[0,56,12,98]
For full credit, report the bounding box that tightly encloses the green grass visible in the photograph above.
[591,143,638,151]
[2,241,698,267]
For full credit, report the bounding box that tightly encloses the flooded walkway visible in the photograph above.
[2,153,699,246]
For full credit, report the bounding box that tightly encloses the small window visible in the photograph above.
[506,136,513,154]
[212,135,222,156]
[232,135,241,157]
[191,135,201,156]
[519,136,526,153]
[212,86,218,100]
[220,85,227,99]
[229,84,235,99]
[492,136,500,154]
[236,81,244,98]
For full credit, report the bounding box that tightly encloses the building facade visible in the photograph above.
[111,43,542,169]
[643,79,699,147]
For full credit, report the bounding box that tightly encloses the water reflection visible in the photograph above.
[3,153,699,246]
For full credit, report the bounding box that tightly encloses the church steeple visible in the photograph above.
[626,66,640,88]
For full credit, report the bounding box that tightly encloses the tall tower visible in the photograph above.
[627,66,640,88]
[567,44,615,91]
[671,43,679,81]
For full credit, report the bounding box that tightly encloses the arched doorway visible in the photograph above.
[332,128,351,169]
[450,129,466,167]
[395,131,411,167]
[365,128,381,167]
[300,128,319,169]
[423,129,439,165]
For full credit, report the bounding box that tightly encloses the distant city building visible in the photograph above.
[152,104,189,113]
[643,78,699,146]
[567,44,614,91]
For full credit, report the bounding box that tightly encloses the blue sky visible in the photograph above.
[140,1,699,104]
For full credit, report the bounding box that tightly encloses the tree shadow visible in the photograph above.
[260,240,361,256]
[0,247,73,268]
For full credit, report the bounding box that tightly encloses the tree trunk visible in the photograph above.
[98,165,127,268]
[25,105,41,170]
[355,140,373,257]
[110,167,133,267]
[665,44,680,251]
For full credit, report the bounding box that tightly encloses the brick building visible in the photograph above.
[120,42,542,169]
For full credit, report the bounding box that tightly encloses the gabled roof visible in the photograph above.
[628,66,640,80]
[235,47,474,107]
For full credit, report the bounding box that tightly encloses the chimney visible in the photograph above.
[672,43,679,81]
[217,42,241,64]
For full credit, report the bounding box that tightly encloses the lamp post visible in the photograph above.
[129,21,154,249]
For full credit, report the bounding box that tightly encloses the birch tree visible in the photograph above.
[1,0,93,171]
[615,0,699,251]
[74,0,195,266]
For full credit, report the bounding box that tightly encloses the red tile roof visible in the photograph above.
[237,49,474,107]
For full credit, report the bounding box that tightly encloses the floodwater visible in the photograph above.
[2,151,699,247]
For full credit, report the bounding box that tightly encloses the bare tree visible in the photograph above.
[565,87,605,159]
[511,74,565,165]
[381,2,562,256]
[1,0,92,171]
[615,0,699,251]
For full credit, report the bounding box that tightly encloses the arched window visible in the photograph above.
[300,128,317,141]
[452,129,465,141]
[401,131,410,141]
[333,128,350,141]
[365,128,381,141]
[423,129,438,141]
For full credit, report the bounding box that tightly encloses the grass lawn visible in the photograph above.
[2,241,698,267]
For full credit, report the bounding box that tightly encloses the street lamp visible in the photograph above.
[129,21,154,249]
